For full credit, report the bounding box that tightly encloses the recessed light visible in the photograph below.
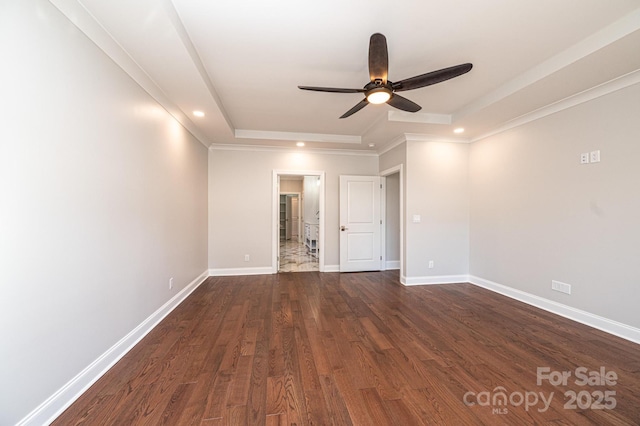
[454,127,465,134]
[368,143,375,148]
[296,142,305,147]
[193,110,205,117]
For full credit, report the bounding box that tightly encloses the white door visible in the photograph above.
[339,175,382,272]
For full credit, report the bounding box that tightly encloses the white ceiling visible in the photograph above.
[51,0,640,153]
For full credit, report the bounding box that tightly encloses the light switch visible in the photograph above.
[590,150,600,163]
[412,214,421,223]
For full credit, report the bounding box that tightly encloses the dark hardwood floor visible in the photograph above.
[53,271,640,425]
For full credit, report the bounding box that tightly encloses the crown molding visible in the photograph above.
[378,132,471,156]
[234,129,361,144]
[49,0,213,148]
[454,7,640,123]
[377,135,407,156]
[47,2,640,155]
[208,143,377,156]
[472,69,640,143]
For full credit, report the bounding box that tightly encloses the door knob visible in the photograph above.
[340,226,348,231]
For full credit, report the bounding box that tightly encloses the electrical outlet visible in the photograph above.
[244,254,250,262]
[169,277,173,290]
[551,280,571,294]
[580,153,590,164]
[428,261,434,269]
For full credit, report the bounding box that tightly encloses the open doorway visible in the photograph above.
[273,171,325,273]
[279,192,300,242]
[383,172,401,270]
[381,165,403,278]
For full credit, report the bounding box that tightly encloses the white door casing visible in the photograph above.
[339,175,382,272]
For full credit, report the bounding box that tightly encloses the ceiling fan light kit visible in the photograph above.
[299,33,472,118]
[366,87,392,104]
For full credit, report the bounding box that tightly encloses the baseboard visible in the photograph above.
[17,270,210,426]
[385,260,400,270]
[209,267,273,276]
[469,275,640,345]
[402,274,470,286]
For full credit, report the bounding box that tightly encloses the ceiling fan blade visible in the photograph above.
[368,33,388,83]
[392,63,473,92]
[340,99,369,119]
[298,86,366,93]
[387,94,421,113]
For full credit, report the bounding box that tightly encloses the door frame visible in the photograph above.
[380,165,404,280]
[272,170,325,273]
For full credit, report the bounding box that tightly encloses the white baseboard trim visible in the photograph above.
[469,275,640,345]
[17,270,210,426]
[402,274,470,286]
[209,267,274,276]
[385,260,400,270]
[323,264,339,272]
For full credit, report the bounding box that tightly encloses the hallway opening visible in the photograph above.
[275,173,323,273]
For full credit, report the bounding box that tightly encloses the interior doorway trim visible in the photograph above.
[272,170,326,273]
[380,164,404,281]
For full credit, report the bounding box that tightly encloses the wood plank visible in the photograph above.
[318,374,353,426]
[51,272,640,425]
[202,372,231,420]
[265,376,286,416]
[246,340,268,424]
[226,355,253,407]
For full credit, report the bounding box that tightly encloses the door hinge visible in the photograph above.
[380,255,382,260]
[380,219,382,224]
[380,183,383,189]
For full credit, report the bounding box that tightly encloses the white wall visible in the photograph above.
[280,179,302,193]
[208,149,378,270]
[379,143,406,173]
[405,141,470,281]
[0,2,208,424]
[469,82,640,329]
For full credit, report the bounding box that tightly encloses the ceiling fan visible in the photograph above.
[298,33,472,118]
